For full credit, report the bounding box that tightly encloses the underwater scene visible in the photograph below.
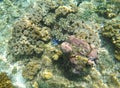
[0,0,120,88]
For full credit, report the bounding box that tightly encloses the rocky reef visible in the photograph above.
[61,35,98,74]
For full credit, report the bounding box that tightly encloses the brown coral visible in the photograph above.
[0,72,14,88]
[22,60,41,80]
[55,6,76,16]
[8,16,51,57]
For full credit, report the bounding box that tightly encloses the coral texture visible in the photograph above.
[61,35,98,74]
[0,72,14,88]
[8,0,100,58]
[95,4,118,19]
[101,20,120,60]
[8,17,50,57]
[5,0,120,88]
[22,60,41,80]
[41,69,53,80]
[95,0,120,19]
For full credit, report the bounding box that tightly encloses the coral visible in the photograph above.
[26,8,43,25]
[8,16,50,57]
[22,60,41,80]
[32,81,39,88]
[60,42,72,53]
[8,0,100,58]
[41,56,52,66]
[50,2,99,42]
[51,19,100,43]
[52,54,60,61]
[43,13,56,26]
[101,20,120,60]
[3,0,120,88]
[114,50,120,61]
[67,35,91,55]
[46,77,70,88]
[51,29,68,42]
[41,69,53,80]
[55,6,76,16]
[109,73,120,87]
[60,35,98,74]
[73,21,100,47]
[95,1,119,19]
[36,80,49,88]
[51,49,62,61]
[70,55,89,74]
[97,47,120,86]
[0,72,14,88]
[87,45,98,60]
[43,43,62,61]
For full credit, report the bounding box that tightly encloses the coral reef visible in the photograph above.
[21,42,62,81]
[22,60,41,80]
[101,20,120,60]
[97,47,120,88]
[0,0,31,57]
[95,0,120,19]
[3,0,120,88]
[41,69,53,80]
[60,35,98,74]
[51,5,100,42]
[55,5,76,16]
[51,18,100,43]
[8,17,50,57]
[8,0,100,59]
[95,4,118,19]
[0,72,14,88]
